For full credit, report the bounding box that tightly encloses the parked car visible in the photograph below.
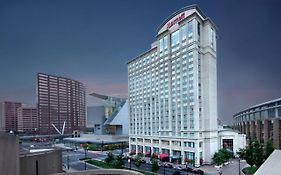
[183,167,194,172]
[194,169,204,175]
[166,164,173,168]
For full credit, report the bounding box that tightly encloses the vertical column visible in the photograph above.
[264,120,269,143]
[256,121,261,143]
[143,139,145,155]
[250,121,254,139]
[169,140,173,162]
[273,119,280,149]
[181,140,185,164]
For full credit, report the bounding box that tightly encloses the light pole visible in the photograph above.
[163,163,166,175]
[238,157,241,175]
[84,147,87,170]
[67,155,69,169]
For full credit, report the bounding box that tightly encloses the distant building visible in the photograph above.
[233,97,281,148]
[0,101,22,132]
[37,73,86,135]
[87,92,129,135]
[17,106,37,133]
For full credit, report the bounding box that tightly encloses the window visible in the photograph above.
[171,30,179,47]
[181,24,187,40]
[188,20,193,37]
[210,28,215,47]
[159,38,164,52]
[163,35,168,49]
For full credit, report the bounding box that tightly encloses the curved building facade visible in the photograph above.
[233,98,281,148]
[37,73,86,135]
[127,5,218,166]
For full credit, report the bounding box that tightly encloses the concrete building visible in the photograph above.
[87,92,129,135]
[254,150,281,175]
[218,126,246,156]
[233,97,281,148]
[37,73,86,135]
[20,148,62,175]
[0,101,22,132]
[127,5,218,166]
[17,106,38,133]
[0,134,20,175]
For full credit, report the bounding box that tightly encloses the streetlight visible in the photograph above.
[128,158,131,169]
[238,157,241,175]
[67,154,69,169]
[84,146,87,170]
[163,163,166,175]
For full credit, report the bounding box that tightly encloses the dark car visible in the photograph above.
[166,164,173,168]
[194,169,204,175]
[183,167,194,172]
[172,170,181,175]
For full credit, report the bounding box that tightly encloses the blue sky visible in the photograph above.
[0,0,280,124]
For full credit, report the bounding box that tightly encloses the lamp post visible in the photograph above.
[84,147,87,170]
[128,158,131,169]
[238,157,241,175]
[163,163,166,175]
[67,155,69,169]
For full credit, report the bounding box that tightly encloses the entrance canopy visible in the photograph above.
[159,153,169,159]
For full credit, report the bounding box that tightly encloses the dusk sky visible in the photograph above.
[0,0,280,124]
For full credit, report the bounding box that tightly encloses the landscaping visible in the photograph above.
[242,166,258,175]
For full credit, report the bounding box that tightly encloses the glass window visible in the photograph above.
[159,38,163,52]
[171,30,179,47]
[163,35,168,49]
[210,28,215,47]
[188,20,193,37]
[181,24,187,40]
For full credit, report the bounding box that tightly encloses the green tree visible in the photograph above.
[212,149,231,165]
[237,148,246,159]
[151,159,160,172]
[264,140,274,159]
[253,141,264,168]
[112,155,124,169]
[245,140,256,167]
[105,152,115,165]
[134,156,142,169]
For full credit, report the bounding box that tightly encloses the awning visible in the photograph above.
[137,150,143,153]
[130,150,136,153]
[159,153,169,159]
[145,152,151,155]
[171,155,181,159]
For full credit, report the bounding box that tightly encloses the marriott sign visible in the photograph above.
[166,13,185,29]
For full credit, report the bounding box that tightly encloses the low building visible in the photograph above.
[0,133,20,175]
[233,98,281,148]
[218,126,246,155]
[17,106,38,133]
[87,92,129,135]
[20,148,62,175]
[0,101,22,132]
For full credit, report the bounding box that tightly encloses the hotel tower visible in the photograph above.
[127,5,218,166]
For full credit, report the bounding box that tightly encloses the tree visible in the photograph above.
[151,159,160,172]
[134,156,142,169]
[237,148,246,159]
[264,140,274,159]
[212,149,231,165]
[245,140,256,167]
[112,155,124,169]
[105,152,114,165]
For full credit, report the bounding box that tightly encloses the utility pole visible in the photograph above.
[67,155,69,169]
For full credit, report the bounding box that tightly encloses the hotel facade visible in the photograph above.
[127,5,218,166]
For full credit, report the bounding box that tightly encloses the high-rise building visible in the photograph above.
[127,5,218,166]
[17,106,37,133]
[37,73,86,135]
[0,101,22,132]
